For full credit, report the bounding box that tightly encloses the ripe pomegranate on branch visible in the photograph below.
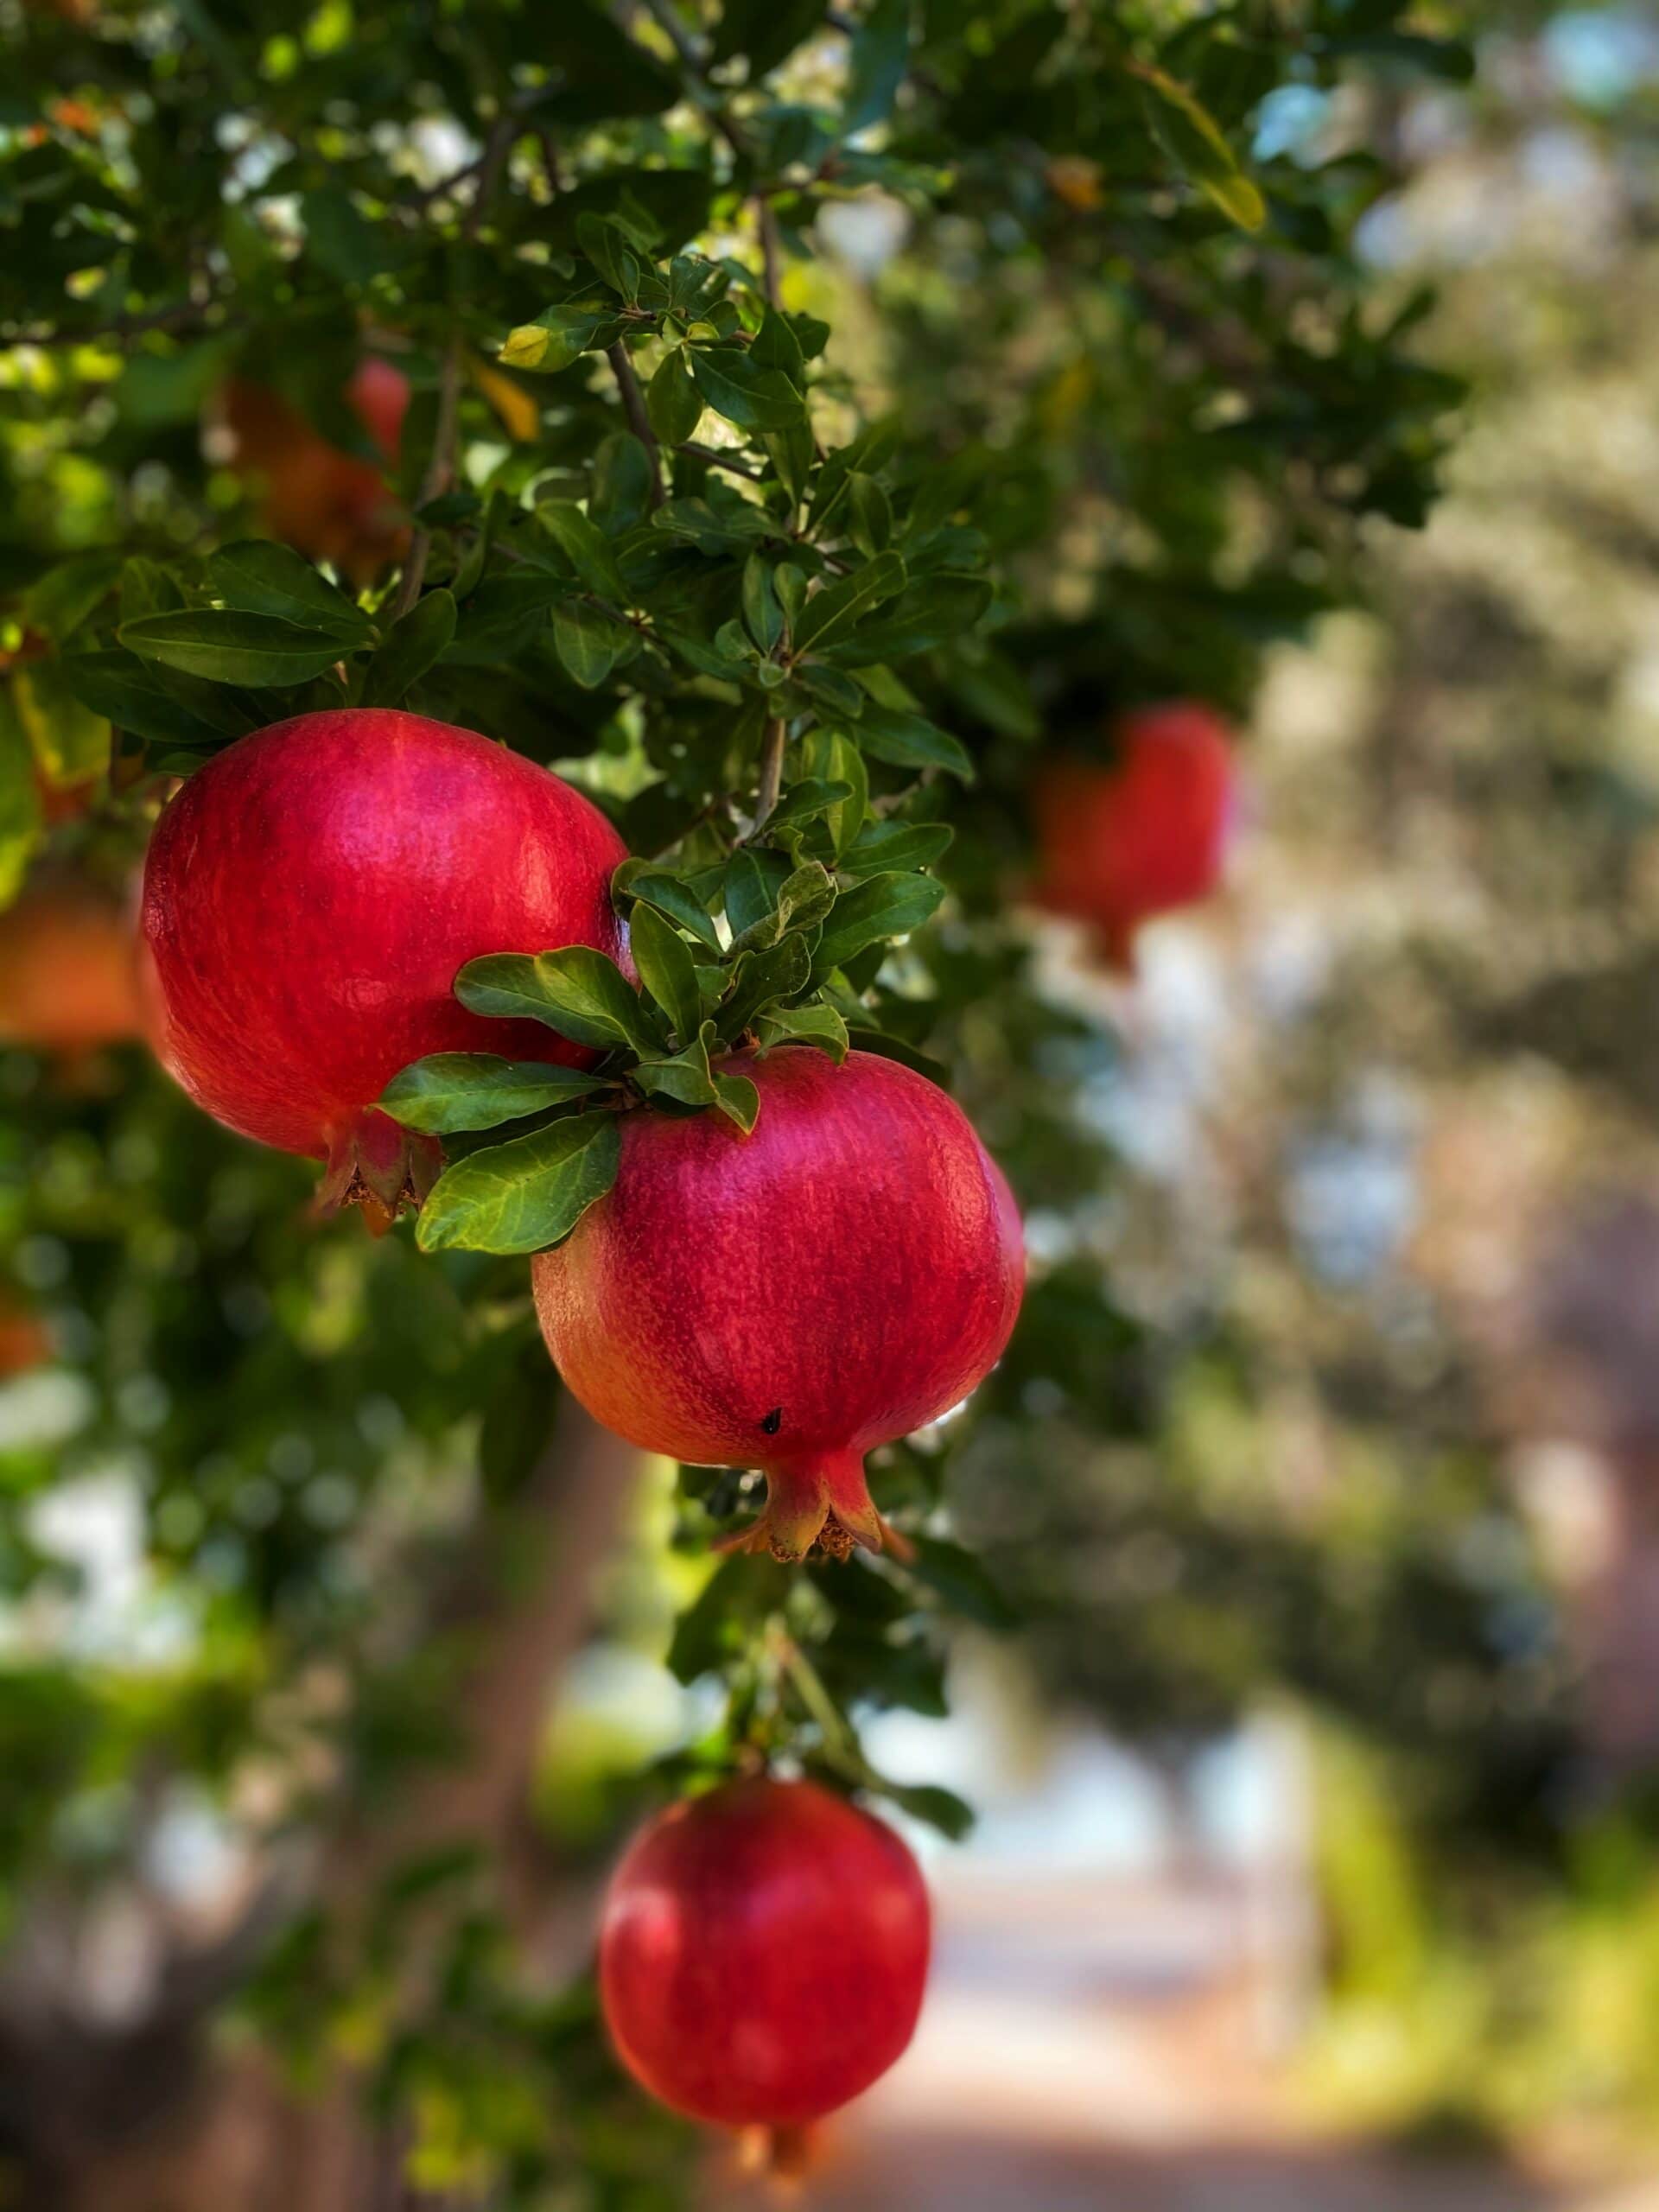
[1033,700,1237,970]
[600,1777,930,2155]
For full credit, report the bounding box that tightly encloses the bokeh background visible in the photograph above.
[14,3,1659,2209]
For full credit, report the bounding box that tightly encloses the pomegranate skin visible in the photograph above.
[142,709,630,1214]
[1033,700,1235,969]
[600,1778,931,2130]
[532,1047,1024,1559]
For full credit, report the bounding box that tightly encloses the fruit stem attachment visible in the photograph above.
[715,1449,891,1562]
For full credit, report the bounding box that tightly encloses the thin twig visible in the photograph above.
[389,329,464,621]
[462,112,517,244]
[757,197,783,307]
[607,340,665,509]
[754,715,787,831]
[677,440,765,480]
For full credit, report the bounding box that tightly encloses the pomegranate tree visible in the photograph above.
[1033,699,1236,969]
[141,708,628,1227]
[531,1046,1024,1560]
[600,1777,930,2133]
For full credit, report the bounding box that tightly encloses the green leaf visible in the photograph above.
[813,870,945,976]
[613,860,722,953]
[302,185,405,281]
[633,1023,720,1107]
[711,1069,760,1133]
[552,601,627,689]
[755,1000,849,1061]
[899,1532,1020,1630]
[718,932,813,1039]
[14,662,110,785]
[873,1777,976,1841]
[798,663,865,718]
[666,1553,791,1681]
[23,551,123,645]
[793,551,907,654]
[843,0,911,132]
[576,211,641,298]
[850,698,974,780]
[416,1113,620,1255]
[1135,63,1267,233]
[207,541,375,642]
[455,947,662,1057]
[730,860,836,953]
[844,818,954,877]
[821,575,993,665]
[689,347,804,431]
[500,300,624,374]
[628,900,703,1044]
[591,432,655,536]
[751,308,806,386]
[742,555,784,655]
[360,590,455,709]
[379,1053,617,1135]
[118,610,349,688]
[804,728,868,860]
[59,651,223,749]
[724,847,786,940]
[646,348,703,445]
[764,777,855,830]
[846,472,893,557]
[0,691,41,908]
[712,0,829,76]
[538,502,628,602]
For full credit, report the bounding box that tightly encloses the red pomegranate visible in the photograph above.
[221,357,410,582]
[532,1047,1024,1560]
[141,709,630,1226]
[0,874,143,1053]
[600,1777,931,2134]
[1033,700,1236,970]
[0,1298,51,1379]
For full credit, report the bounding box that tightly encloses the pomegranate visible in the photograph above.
[1033,700,1236,970]
[600,1777,931,2133]
[0,873,143,1053]
[221,357,410,582]
[0,1298,51,1379]
[531,1047,1024,1560]
[141,708,630,1226]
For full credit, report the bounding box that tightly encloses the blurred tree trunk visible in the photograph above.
[1,1401,642,2212]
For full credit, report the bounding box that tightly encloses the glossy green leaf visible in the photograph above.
[361,590,455,709]
[812,870,945,976]
[792,552,907,654]
[416,1112,620,1255]
[850,698,974,780]
[538,501,629,602]
[207,541,376,642]
[455,947,662,1057]
[118,610,349,688]
[613,861,722,952]
[689,347,804,431]
[552,600,627,689]
[755,1000,849,1061]
[628,899,704,1044]
[379,1053,617,1135]
[646,348,703,445]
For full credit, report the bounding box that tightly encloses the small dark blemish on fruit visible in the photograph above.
[760,1408,782,1435]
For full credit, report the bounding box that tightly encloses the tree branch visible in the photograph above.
[387,329,463,622]
[607,341,664,509]
[754,716,787,830]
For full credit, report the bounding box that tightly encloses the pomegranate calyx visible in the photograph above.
[315,1109,442,1236]
[714,1451,888,1564]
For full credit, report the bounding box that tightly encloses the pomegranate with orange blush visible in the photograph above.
[141,709,630,1227]
[600,1777,930,2133]
[1033,700,1236,970]
[0,873,143,1054]
[221,357,410,582]
[531,1046,1024,1560]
